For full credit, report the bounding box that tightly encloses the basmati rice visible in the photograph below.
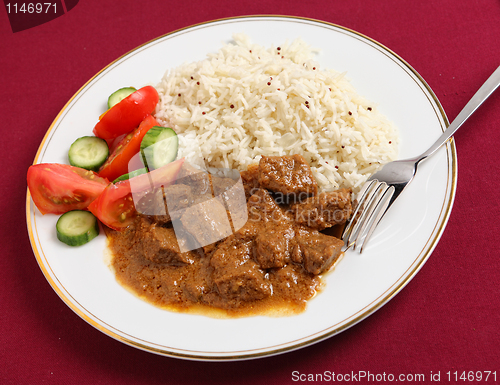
[154,33,398,192]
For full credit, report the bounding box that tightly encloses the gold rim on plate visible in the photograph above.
[26,15,457,361]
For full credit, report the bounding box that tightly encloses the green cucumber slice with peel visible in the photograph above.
[56,210,99,246]
[107,87,136,109]
[140,126,178,170]
[112,167,148,183]
[68,136,109,171]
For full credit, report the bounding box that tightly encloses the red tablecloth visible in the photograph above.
[1,0,499,383]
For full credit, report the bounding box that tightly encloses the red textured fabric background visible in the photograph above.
[1,1,499,383]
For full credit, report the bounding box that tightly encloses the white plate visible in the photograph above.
[26,16,456,361]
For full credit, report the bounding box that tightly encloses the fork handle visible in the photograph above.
[415,65,500,163]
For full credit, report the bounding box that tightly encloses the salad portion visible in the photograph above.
[27,85,181,246]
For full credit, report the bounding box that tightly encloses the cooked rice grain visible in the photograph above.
[154,33,398,192]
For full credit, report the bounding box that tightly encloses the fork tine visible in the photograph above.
[342,181,376,247]
[349,182,388,250]
[358,185,395,253]
[344,181,384,250]
[342,179,377,242]
[345,183,381,249]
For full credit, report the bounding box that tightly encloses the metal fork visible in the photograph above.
[343,65,500,252]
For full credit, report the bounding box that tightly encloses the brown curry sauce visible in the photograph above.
[105,155,352,317]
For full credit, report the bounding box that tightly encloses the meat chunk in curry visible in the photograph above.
[107,155,352,317]
[258,154,318,199]
[180,198,233,248]
[210,236,271,304]
[290,189,352,230]
[134,218,195,266]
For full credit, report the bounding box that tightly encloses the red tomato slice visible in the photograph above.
[92,86,159,142]
[87,180,136,230]
[89,157,184,230]
[27,164,110,215]
[108,133,126,153]
[98,115,159,181]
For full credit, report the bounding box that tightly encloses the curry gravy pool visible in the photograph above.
[105,155,352,318]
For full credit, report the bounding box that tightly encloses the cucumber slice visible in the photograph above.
[56,210,99,246]
[68,136,109,171]
[112,167,148,183]
[107,87,136,109]
[140,126,178,170]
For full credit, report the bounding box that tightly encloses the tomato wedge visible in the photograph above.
[87,179,137,230]
[27,164,110,214]
[98,115,159,181]
[89,158,184,230]
[93,86,159,142]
